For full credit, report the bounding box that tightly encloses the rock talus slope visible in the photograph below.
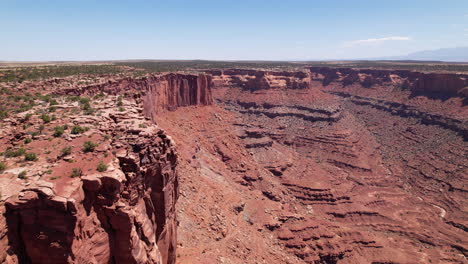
[160,67,467,264]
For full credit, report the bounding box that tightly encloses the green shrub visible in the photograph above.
[0,162,6,172]
[53,125,66,137]
[49,99,59,106]
[4,148,26,158]
[71,125,86,134]
[70,167,82,178]
[60,146,72,156]
[24,138,32,144]
[118,107,125,112]
[93,92,105,99]
[40,114,51,123]
[96,161,108,172]
[24,152,38,161]
[18,171,27,179]
[22,113,33,122]
[83,141,98,152]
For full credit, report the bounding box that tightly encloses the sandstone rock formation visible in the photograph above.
[309,66,468,100]
[0,91,181,263]
[205,69,311,91]
[163,67,467,263]
[58,73,213,121]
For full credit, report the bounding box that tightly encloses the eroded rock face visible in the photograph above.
[58,73,213,120]
[309,66,468,99]
[1,98,179,264]
[205,69,311,91]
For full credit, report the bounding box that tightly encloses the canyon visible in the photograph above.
[0,66,466,264]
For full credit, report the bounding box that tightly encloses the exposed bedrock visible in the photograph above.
[205,69,311,91]
[309,66,468,100]
[58,73,213,120]
[2,114,178,264]
[330,91,468,140]
[207,67,467,263]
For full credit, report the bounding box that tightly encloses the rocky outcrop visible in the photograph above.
[205,69,311,91]
[1,99,179,264]
[58,73,213,120]
[309,66,468,99]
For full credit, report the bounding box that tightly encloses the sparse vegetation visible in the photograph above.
[24,138,32,144]
[53,125,67,137]
[70,167,82,178]
[22,113,33,123]
[24,152,38,161]
[83,141,98,152]
[96,161,108,172]
[60,146,72,157]
[40,114,51,123]
[18,171,27,179]
[71,125,87,134]
[0,65,123,83]
[4,148,26,158]
[0,162,6,172]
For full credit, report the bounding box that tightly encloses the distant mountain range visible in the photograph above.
[376,47,468,62]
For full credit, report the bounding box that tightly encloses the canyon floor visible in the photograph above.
[0,62,466,264]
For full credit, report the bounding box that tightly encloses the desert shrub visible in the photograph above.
[117,96,123,106]
[83,141,98,152]
[71,125,86,134]
[18,171,27,179]
[93,92,105,99]
[40,114,51,123]
[118,107,125,112]
[22,113,33,122]
[24,152,38,161]
[60,146,72,156]
[0,162,6,172]
[49,99,59,106]
[96,161,108,172]
[70,167,82,178]
[4,148,26,158]
[24,138,32,144]
[53,125,66,137]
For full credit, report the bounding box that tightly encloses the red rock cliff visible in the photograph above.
[309,66,468,99]
[1,111,178,264]
[205,69,311,90]
[59,73,213,121]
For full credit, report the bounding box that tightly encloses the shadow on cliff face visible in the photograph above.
[5,191,77,264]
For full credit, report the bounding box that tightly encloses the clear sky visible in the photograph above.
[1,0,467,61]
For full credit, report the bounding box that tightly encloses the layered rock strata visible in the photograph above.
[309,66,468,100]
[1,97,179,263]
[58,73,213,120]
[205,69,311,91]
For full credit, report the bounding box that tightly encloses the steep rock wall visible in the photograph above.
[58,73,213,120]
[309,66,468,99]
[2,112,178,264]
[205,69,311,91]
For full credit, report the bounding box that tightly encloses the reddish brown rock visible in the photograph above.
[205,69,311,91]
[309,66,468,99]
[58,73,213,121]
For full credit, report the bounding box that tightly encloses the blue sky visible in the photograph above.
[1,0,467,61]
